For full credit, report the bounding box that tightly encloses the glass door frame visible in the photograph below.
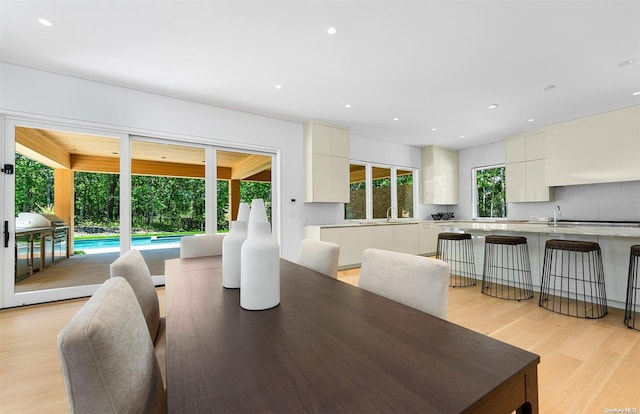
[1,116,280,309]
[1,117,128,308]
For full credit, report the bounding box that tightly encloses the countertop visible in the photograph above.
[306,220,640,238]
[431,220,640,238]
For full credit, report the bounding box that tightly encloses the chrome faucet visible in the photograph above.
[553,205,561,227]
[386,206,393,222]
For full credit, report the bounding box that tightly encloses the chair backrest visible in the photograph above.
[180,234,226,258]
[109,249,160,342]
[358,248,449,319]
[297,239,340,278]
[57,277,166,414]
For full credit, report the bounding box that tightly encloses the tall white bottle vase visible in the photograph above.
[222,220,248,289]
[248,199,268,231]
[240,221,280,310]
[237,202,250,222]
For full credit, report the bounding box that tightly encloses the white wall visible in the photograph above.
[0,63,314,259]
[0,63,425,259]
[305,132,424,224]
[455,139,640,222]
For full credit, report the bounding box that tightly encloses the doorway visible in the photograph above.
[2,120,274,308]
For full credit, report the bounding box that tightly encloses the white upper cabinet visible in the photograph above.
[421,146,459,205]
[304,120,350,202]
[545,105,640,186]
[505,130,553,202]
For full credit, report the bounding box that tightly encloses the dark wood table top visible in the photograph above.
[165,256,540,414]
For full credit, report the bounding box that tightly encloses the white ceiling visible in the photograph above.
[1,0,638,149]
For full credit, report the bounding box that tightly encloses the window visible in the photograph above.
[371,166,391,219]
[396,169,414,218]
[345,162,416,221]
[473,165,506,218]
[345,164,366,220]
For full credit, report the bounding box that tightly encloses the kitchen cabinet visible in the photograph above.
[304,120,350,202]
[418,222,440,255]
[309,227,359,267]
[421,146,459,205]
[544,105,640,186]
[304,223,428,268]
[505,130,553,202]
[393,224,420,254]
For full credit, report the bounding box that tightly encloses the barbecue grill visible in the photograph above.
[15,213,69,281]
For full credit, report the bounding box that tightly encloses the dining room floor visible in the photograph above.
[1,267,638,414]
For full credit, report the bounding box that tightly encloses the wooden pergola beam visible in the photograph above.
[231,155,271,180]
[16,128,70,169]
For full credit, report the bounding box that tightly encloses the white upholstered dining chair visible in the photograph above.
[57,277,166,414]
[358,248,450,320]
[109,249,166,383]
[179,233,226,258]
[297,239,340,278]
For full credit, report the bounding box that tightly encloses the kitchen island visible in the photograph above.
[432,220,640,309]
[305,220,640,309]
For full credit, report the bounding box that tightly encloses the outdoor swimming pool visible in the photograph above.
[74,236,182,253]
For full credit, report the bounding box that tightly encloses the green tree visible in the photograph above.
[240,181,272,222]
[15,154,54,213]
[476,167,506,218]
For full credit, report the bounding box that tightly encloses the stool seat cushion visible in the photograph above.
[546,239,600,252]
[485,235,527,245]
[438,232,471,241]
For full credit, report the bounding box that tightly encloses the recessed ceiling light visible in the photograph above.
[459,135,465,139]
[528,118,535,122]
[327,27,337,35]
[274,84,282,90]
[345,104,351,109]
[618,59,634,67]
[633,91,640,96]
[431,128,437,131]
[393,117,399,121]
[38,18,52,27]
[542,85,557,92]
[488,104,498,109]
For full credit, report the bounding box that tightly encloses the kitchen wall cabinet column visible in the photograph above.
[304,120,350,203]
[505,130,553,202]
[421,146,459,205]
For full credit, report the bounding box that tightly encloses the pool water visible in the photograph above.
[74,236,182,253]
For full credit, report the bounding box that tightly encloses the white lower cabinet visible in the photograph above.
[393,225,420,254]
[418,223,440,255]
[373,226,394,251]
[305,223,439,268]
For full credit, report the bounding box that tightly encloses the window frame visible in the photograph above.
[345,161,418,222]
[472,163,507,219]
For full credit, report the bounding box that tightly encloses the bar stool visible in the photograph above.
[436,232,476,287]
[624,245,640,330]
[539,239,607,319]
[481,235,534,301]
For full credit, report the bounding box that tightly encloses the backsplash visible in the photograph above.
[508,180,640,222]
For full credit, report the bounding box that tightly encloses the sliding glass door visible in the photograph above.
[128,137,212,281]
[1,118,277,308]
[2,119,127,307]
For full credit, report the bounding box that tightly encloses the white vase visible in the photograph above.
[248,199,268,233]
[237,202,250,222]
[222,220,248,289]
[240,219,280,310]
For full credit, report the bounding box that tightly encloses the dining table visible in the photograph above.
[165,255,540,413]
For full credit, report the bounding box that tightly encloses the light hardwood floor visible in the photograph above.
[1,270,639,414]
